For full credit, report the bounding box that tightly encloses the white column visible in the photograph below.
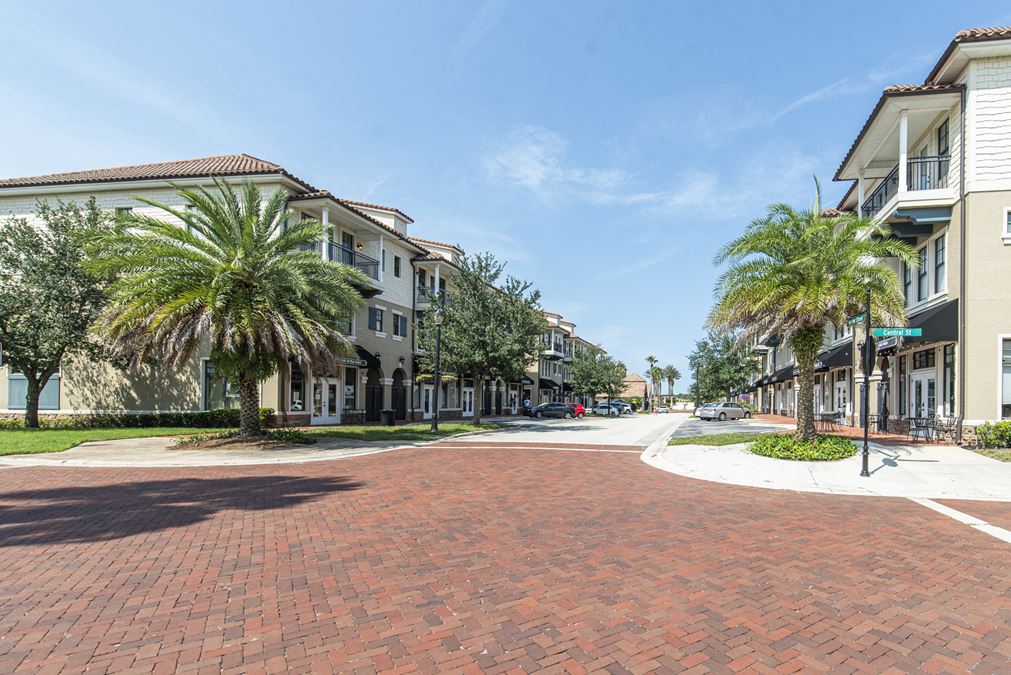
[321,207,330,261]
[857,171,865,216]
[433,263,441,293]
[378,234,384,282]
[898,110,909,194]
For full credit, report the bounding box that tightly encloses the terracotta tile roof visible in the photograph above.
[833,82,964,182]
[0,154,315,190]
[340,199,413,224]
[820,208,852,217]
[408,236,462,252]
[926,27,1011,84]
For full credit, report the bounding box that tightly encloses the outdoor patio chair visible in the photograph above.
[909,417,936,443]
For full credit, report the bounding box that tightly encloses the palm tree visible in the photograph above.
[708,184,915,442]
[645,354,659,409]
[89,179,368,437]
[662,365,681,406]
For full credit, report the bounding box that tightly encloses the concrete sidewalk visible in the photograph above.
[645,438,1011,501]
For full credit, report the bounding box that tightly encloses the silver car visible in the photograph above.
[698,402,751,421]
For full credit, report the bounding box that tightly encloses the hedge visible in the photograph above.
[0,408,274,431]
[749,433,857,461]
[976,421,1011,449]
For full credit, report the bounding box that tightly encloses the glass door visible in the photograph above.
[910,372,937,418]
[312,377,341,425]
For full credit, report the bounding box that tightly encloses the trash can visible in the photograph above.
[381,409,396,426]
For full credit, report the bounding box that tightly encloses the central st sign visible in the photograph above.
[872,327,922,337]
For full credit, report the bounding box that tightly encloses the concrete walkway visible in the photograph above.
[645,436,1011,501]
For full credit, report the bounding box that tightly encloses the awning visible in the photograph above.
[816,340,853,371]
[354,346,381,369]
[562,382,574,392]
[906,299,958,344]
[766,365,795,384]
[539,379,559,389]
[521,375,535,385]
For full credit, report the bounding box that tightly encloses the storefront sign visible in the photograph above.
[876,336,898,351]
[872,328,922,338]
[337,357,368,367]
[846,313,866,326]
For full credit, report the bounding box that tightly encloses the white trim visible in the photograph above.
[0,174,297,197]
[374,331,387,338]
[392,336,403,342]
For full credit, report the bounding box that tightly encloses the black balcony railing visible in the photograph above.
[300,240,380,280]
[860,155,950,218]
[417,286,451,305]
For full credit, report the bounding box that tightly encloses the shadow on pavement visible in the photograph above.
[0,475,362,547]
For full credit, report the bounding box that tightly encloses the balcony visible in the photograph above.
[416,286,451,307]
[300,241,380,280]
[860,155,950,219]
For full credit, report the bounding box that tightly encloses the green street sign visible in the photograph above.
[846,313,866,326]
[872,327,922,337]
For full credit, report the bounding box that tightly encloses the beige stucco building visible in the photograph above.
[744,28,1011,439]
[0,154,609,424]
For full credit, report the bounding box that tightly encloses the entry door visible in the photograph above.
[462,387,474,417]
[422,384,433,420]
[312,377,341,425]
[813,382,823,414]
[911,372,937,417]
[834,381,848,416]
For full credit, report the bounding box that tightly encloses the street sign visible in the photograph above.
[846,313,866,326]
[872,327,922,337]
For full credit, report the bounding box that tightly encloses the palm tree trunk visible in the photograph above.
[791,328,823,443]
[24,378,41,429]
[237,375,263,437]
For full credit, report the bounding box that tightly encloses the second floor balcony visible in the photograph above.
[860,155,950,218]
[416,285,451,307]
[301,240,380,280]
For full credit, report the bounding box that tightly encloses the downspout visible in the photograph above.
[957,87,967,443]
[411,258,418,422]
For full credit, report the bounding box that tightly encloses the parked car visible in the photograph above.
[698,402,751,421]
[657,405,670,413]
[610,401,634,415]
[694,402,716,416]
[594,402,620,417]
[530,402,585,419]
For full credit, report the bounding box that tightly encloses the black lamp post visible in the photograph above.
[861,283,872,477]
[431,307,444,433]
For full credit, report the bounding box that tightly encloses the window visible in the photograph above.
[289,362,305,412]
[912,349,935,370]
[204,361,239,411]
[903,263,912,306]
[917,247,928,302]
[393,313,408,337]
[934,235,946,293]
[1005,208,1011,239]
[394,255,401,278]
[943,344,955,416]
[1002,339,1011,419]
[344,367,357,411]
[368,307,384,333]
[7,368,61,410]
[898,354,906,416]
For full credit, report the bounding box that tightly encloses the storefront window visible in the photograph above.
[898,355,906,417]
[1002,340,1011,420]
[290,362,305,412]
[943,345,955,416]
[912,348,935,370]
[204,361,239,410]
[344,367,357,410]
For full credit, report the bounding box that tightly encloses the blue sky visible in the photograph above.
[4,1,1011,385]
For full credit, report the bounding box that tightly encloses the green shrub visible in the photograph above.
[749,433,857,461]
[266,428,315,445]
[2,408,277,431]
[975,421,1011,449]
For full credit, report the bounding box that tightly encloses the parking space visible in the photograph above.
[669,415,792,438]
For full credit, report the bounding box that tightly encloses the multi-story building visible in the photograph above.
[0,154,608,425]
[745,27,1011,440]
[526,312,601,409]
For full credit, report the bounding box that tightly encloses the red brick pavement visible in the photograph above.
[938,499,1011,533]
[0,442,1009,673]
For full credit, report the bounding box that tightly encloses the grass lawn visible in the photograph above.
[0,427,227,455]
[668,432,771,446]
[300,422,507,443]
[977,448,1011,462]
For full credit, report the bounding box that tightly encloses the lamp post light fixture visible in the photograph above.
[861,282,872,478]
[431,307,445,433]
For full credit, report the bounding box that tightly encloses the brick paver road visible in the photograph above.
[0,441,1009,673]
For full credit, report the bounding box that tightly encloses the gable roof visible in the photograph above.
[0,153,314,190]
[925,27,1011,84]
[340,199,414,224]
[409,236,463,252]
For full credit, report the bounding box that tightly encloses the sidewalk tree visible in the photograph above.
[570,350,625,404]
[662,365,681,403]
[645,354,659,406]
[708,183,914,441]
[87,179,367,438]
[688,332,755,403]
[416,252,546,424]
[0,200,108,427]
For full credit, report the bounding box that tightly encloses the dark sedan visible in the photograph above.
[530,402,584,419]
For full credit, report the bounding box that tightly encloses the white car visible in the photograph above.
[594,403,620,417]
[657,405,670,413]
[698,402,751,421]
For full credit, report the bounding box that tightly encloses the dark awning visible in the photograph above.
[539,378,559,389]
[562,382,574,392]
[816,340,853,371]
[521,375,535,385]
[905,299,958,344]
[354,346,381,369]
[766,365,795,384]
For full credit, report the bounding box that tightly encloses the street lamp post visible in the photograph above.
[431,308,444,433]
[861,284,871,477]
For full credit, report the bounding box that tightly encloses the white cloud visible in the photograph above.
[453,0,510,61]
